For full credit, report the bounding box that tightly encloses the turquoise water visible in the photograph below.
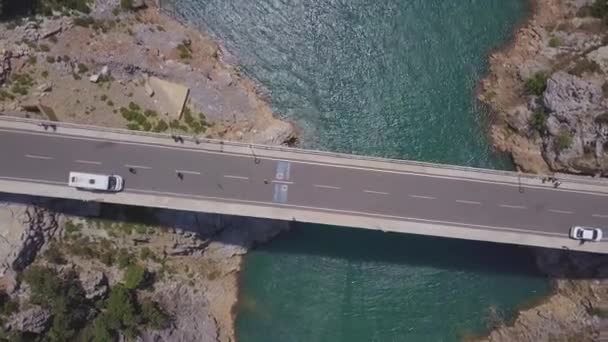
[165,0,551,341]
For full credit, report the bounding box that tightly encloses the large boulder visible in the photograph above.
[4,306,51,334]
[79,270,108,300]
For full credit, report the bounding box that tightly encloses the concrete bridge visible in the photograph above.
[1,115,608,253]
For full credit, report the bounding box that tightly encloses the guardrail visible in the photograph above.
[1,113,606,186]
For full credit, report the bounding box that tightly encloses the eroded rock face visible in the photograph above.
[543,71,602,119]
[141,281,219,342]
[539,72,608,175]
[0,50,11,85]
[0,199,60,294]
[4,305,51,334]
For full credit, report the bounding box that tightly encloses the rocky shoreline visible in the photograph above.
[477,0,608,339]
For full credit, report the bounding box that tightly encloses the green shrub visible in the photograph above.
[106,100,114,107]
[555,129,573,151]
[570,59,601,76]
[548,36,561,48]
[39,44,50,52]
[126,123,140,131]
[128,101,140,111]
[104,284,137,337]
[46,55,56,63]
[141,121,152,131]
[177,40,192,60]
[44,243,66,264]
[524,72,548,96]
[100,94,108,101]
[41,70,49,78]
[144,109,158,117]
[73,16,95,27]
[77,62,89,74]
[123,264,147,289]
[153,119,169,132]
[64,220,83,235]
[589,307,608,318]
[140,300,168,329]
[530,108,548,133]
[0,90,15,101]
[27,55,37,65]
[117,248,134,269]
[120,0,133,10]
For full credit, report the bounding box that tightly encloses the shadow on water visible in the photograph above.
[247,221,608,280]
[3,192,606,280]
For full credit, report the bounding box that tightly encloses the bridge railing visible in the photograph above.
[1,114,605,186]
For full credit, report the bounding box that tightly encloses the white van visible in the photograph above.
[68,172,124,192]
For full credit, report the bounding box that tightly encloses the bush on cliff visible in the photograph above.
[524,72,547,96]
[530,108,548,134]
[555,129,573,152]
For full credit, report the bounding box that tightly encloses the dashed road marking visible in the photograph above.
[75,160,101,165]
[547,209,573,215]
[25,154,53,160]
[224,175,249,180]
[408,195,436,200]
[363,190,389,195]
[124,164,151,170]
[455,200,482,205]
[272,180,294,185]
[499,204,527,210]
[593,214,608,219]
[176,170,201,175]
[314,184,341,190]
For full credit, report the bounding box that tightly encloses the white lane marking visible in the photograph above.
[455,200,482,205]
[314,184,341,190]
[25,154,53,160]
[272,180,294,185]
[124,164,151,170]
[499,204,527,210]
[593,214,608,219]
[408,195,436,200]
[176,170,201,175]
[0,174,569,238]
[9,129,608,198]
[547,209,573,215]
[363,190,389,195]
[224,175,249,180]
[75,160,101,165]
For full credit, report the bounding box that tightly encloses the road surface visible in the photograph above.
[1,125,608,246]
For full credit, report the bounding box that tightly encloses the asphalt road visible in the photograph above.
[1,127,608,239]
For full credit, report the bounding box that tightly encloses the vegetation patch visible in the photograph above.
[530,108,548,134]
[569,59,602,76]
[8,72,35,96]
[524,72,548,96]
[555,129,573,151]
[120,103,169,133]
[548,36,561,48]
[176,40,193,60]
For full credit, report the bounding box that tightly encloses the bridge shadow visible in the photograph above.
[1,193,606,280]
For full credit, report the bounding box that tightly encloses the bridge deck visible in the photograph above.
[1,115,608,253]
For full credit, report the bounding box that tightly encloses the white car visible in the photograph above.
[569,226,603,242]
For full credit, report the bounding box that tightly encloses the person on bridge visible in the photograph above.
[177,172,184,180]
